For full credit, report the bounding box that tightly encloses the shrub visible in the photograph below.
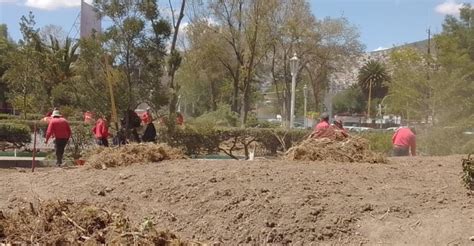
[187,104,239,128]
[67,124,95,159]
[0,123,31,149]
[418,127,471,155]
[0,113,44,121]
[158,127,310,158]
[357,132,393,154]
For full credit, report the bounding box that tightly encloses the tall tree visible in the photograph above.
[167,0,186,130]
[3,13,43,118]
[357,60,390,118]
[94,0,171,114]
[0,24,15,110]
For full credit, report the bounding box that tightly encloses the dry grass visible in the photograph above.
[462,154,473,190]
[0,200,198,245]
[285,136,386,163]
[85,143,187,169]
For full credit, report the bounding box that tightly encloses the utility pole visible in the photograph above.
[427,27,435,125]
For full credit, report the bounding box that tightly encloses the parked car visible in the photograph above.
[347,126,373,133]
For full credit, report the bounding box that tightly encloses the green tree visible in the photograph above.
[332,85,366,114]
[94,0,171,117]
[357,60,390,118]
[3,13,43,118]
[0,24,15,110]
[387,3,474,127]
[41,36,79,107]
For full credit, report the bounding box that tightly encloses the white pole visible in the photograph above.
[290,72,296,129]
[303,85,308,128]
[304,87,307,128]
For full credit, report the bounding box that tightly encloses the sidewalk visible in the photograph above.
[0,156,47,168]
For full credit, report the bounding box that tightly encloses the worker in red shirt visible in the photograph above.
[45,110,72,166]
[392,127,416,156]
[176,112,184,126]
[315,112,330,131]
[309,112,330,138]
[92,115,109,147]
[141,107,153,125]
[334,119,349,138]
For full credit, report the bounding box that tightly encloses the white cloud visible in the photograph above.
[435,0,463,15]
[0,0,18,3]
[24,0,92,10]
[373,47,388,52]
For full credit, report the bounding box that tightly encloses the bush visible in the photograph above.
[0,113,44,121]
[0,119,87,132]
[187,104,239,128]
[158,127,310,158]
[357,132,393,154]
[0,123,31,149]
[418,127,471,155]
[67,124,95,159]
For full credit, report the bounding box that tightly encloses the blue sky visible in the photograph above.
[0,0,471,51]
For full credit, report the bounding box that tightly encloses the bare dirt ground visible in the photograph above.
[0,156,473,245]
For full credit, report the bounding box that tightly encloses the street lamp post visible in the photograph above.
[303,84,308,128]
[289,53,299,129]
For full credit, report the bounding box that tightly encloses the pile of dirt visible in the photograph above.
[86,143,187,169]
[285,136,386,163]
[0,200,193,245]
[462,154,473,190]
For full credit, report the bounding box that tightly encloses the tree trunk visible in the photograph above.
[231,73,240,113]
[167,0,186,132]
[210,80,217,111]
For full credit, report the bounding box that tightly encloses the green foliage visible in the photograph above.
[387,5,474,127]
[358,60,390,99]
[418,127,473,156]
[187,104,240,128]
[159,127,309,158]
[67,124,94,159]
[0,123,31,148]
[0,119,86,133]
[357,132,392,154]
[0,113,43,121]
[333,85,366,114]
[94,0,171,110]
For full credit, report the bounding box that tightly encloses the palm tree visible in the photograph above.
[42,36,79,106]
[358,60,390,118]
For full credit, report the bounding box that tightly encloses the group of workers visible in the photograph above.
[312,112,416,157]
[42,107,184,166]
[43,107,415,166]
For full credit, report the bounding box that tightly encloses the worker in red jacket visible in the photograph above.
[392,127,416,156]
[141,107,153,125]
[309,112,330,138]
[92,115,109,147]
[315,112,330,131]
[45,110,72,166]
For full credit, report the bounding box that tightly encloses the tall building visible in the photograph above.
[80,0,101,39]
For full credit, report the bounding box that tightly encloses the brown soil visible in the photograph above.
[85,143,186,169]
[286,136,386,163]
[0,156,473,245]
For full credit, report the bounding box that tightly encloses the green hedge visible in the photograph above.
[0,113,44,121]
[0,123,31,149]
[159,127,309,158]
[158,127,393,159]
[0,119,88,132]
[357,132,393,154]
